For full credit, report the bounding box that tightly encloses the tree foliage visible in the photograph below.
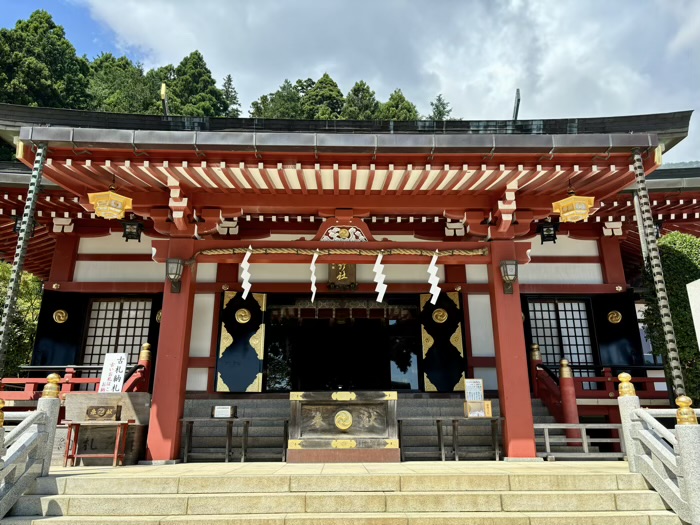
[428,94,452,121]
[249,79,304,119]
[642,232,700,401]
[0,262,42,377]
[377,89,419,121]
[89,53,153,114]
[171,51,227,117]
[222,74,241,117]
[342,81,380,120]
[0,10,90,109]
[301,73,344,120]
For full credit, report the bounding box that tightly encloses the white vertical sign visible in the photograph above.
[98,353,128,393]
[688,279,700,350]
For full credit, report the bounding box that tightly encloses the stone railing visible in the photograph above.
[0,374,61,519]
[618,373,700,525]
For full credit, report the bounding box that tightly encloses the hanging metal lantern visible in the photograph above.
[552,183,594,223]
[536,219,559,244]
[121,220,144,242]
[87,186,132,220]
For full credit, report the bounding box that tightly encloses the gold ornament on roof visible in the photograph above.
[87,185,133,220]
[552,182,595,223]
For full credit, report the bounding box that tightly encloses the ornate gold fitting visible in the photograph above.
[41,373,61,399]
[675,396,698,425]
[617,372,636,397]
[139,343,152,362]
[0,398,5,427]
[530,344,541,361]
[559,359,573,379]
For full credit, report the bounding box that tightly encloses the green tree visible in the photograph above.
[341,81,380,120]
[428,94,452,121]
[170,51,226,117]
[301,73,344,120]
[89,53,153,114]
[642,232,700,401]
[377,89,419,121]
[0,262,42,377]
[249,79,303,119]
[144,64,182,115]
[222,74,241,117]
[0,10,90,109]
[294,78,315,98]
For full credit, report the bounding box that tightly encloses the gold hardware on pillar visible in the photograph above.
[139,343,152,362]
[617,373,636,397]
[383,392,398,400]
[530,344,541,361]
[675,396,698,425]
[52,283,60,290]
[42,374,61,398]
[222,283,229,291]
[385,439,399,449]
[331,439,357,449]
[559,359,573,379]
[0,398,5,427]
[288,440,302,449]
[290,392,304,401]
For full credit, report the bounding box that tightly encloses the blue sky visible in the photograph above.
[1,0,699,162]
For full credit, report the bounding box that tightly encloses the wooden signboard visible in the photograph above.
[465,378,490,418]
[328,264,357,289]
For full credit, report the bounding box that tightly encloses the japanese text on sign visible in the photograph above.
[98,353,128,393]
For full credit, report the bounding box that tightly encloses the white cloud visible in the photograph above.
[77,0,698,161]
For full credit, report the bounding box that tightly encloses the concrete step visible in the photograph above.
[10,489,668,517]
[1,510,683,525]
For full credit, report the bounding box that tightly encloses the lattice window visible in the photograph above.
[82,298,153,379]
[526,298,597,386]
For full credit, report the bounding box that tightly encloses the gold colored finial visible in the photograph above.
[0,398,5,427]
[139,343,152,362]
[41,374,61,398]
[530,344,541,361]
[617,373,636,397]
[559,359,573,379]
[676,396,698,425]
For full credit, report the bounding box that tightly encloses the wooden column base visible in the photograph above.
[287,448,401,463]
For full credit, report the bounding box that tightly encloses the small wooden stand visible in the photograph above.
[63,419,134,467]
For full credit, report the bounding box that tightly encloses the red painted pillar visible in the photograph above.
[49,234,79,283]
[146,239,197,461]
[488,240,537,458]
[599,236,626,285]
[559,359,581,444]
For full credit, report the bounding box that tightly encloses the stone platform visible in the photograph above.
[5,461,681,524]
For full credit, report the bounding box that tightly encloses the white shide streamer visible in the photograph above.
[309,251,319,303]
[240,246,253,299]
[427,251,441,304]
[373,253,387,303]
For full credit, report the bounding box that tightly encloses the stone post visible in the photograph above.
[617,373,641,472]
[36,374,61,476]
[559,359,581,444]
[675,396,700,525]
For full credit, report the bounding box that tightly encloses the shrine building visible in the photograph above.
[0,103,696,462]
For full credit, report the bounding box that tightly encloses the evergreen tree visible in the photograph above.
[294,78,315,98]
[89,53,153,114]
[377,89,419,121]
[301,73,344,120]
[428,94,452,121]
[222,74,241,117]
[249,79,303,119]
[171,51,226,117]
[144,64,182,115]
[341,81,380,120]
[0,10,90,109]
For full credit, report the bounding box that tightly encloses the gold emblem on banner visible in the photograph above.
[155,309,162,323]
[607,311,622,324]
[236,308,252,324]
[334,410,353,430]
[53,310,68,324]
[432,308,448,323]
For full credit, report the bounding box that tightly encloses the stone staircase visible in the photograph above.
[181,397,578,461]
[4,463,680,524]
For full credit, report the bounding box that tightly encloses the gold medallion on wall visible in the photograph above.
[53,310,68,324]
